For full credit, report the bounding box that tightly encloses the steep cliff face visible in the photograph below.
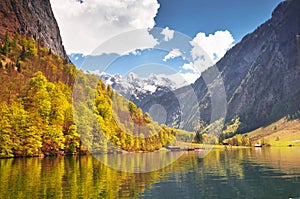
[225,0,300,131]
[0,0,69,61]
[140,0,300,132]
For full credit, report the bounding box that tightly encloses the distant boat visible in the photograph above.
[254,144,263,147]
[166,146,180,151]
[187,147,195,151]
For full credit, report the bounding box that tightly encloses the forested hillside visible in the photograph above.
[73,72,177,153]
[0,33,178,158]
[0,33,76,157]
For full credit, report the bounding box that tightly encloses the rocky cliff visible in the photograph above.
[223,0,300,131]
[140,0,300,132]
[0,0,69,61]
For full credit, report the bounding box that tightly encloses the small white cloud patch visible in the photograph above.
[163,48,183,62]
[161,27,175,41]
[181,62,197,73]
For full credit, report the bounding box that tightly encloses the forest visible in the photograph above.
[0,33,177,158]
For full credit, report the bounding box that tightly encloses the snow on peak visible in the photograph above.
[144,84,157,93]
[96,72,190,106]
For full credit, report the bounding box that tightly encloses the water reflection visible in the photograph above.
[0,148,300,198]
[94,151,184,173]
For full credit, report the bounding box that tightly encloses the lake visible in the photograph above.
[1,147,300,198]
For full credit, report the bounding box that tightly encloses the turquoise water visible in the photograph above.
[0,148,300,198]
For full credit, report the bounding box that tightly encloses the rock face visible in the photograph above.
[222,0,300,132]
[0,0,69,61]
[140,0,300,132]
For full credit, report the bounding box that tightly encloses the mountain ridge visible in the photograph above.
[97,72,188,106]
[140,0,300,133]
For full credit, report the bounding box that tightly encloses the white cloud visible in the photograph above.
[190,30,235,64]
[50,0,160,54]
[163,48,182,62]
[178,62,200,84]
[179,72,200,84]
[181,62,197,73]
[130,50,142,56]
[179,62,201,84]
[92,29,158,55]
[161,27,175,41]
[155,73,197,88]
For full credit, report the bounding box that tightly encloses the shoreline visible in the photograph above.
[1,145,300,159]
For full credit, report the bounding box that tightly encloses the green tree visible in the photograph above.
[1,32,10,55]
[220,117,241,142]
[128,102,137,114]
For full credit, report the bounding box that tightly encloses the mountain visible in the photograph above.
[0,0,69,62]
[97,72,188,106]
[140,0,300,133]
[68,53,190,108]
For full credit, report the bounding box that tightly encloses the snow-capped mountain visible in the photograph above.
[69,53,192,107]
[97,72,189,105]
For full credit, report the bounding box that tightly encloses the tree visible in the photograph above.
[107,84,113,97]
[42,125,65,155]
[143,112,152,124]
[220,117,241,142]
[27,38,38,57]
[1,32,10,55]
[0,103,14,157]
[128,102,137,114]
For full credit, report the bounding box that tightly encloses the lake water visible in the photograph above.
[1,148,300,198]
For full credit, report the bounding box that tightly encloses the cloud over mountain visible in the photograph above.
[190,30,235,63]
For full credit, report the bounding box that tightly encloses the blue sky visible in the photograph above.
[51,0,283,54]
[155,0,283,42]
[51,0,283,83]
